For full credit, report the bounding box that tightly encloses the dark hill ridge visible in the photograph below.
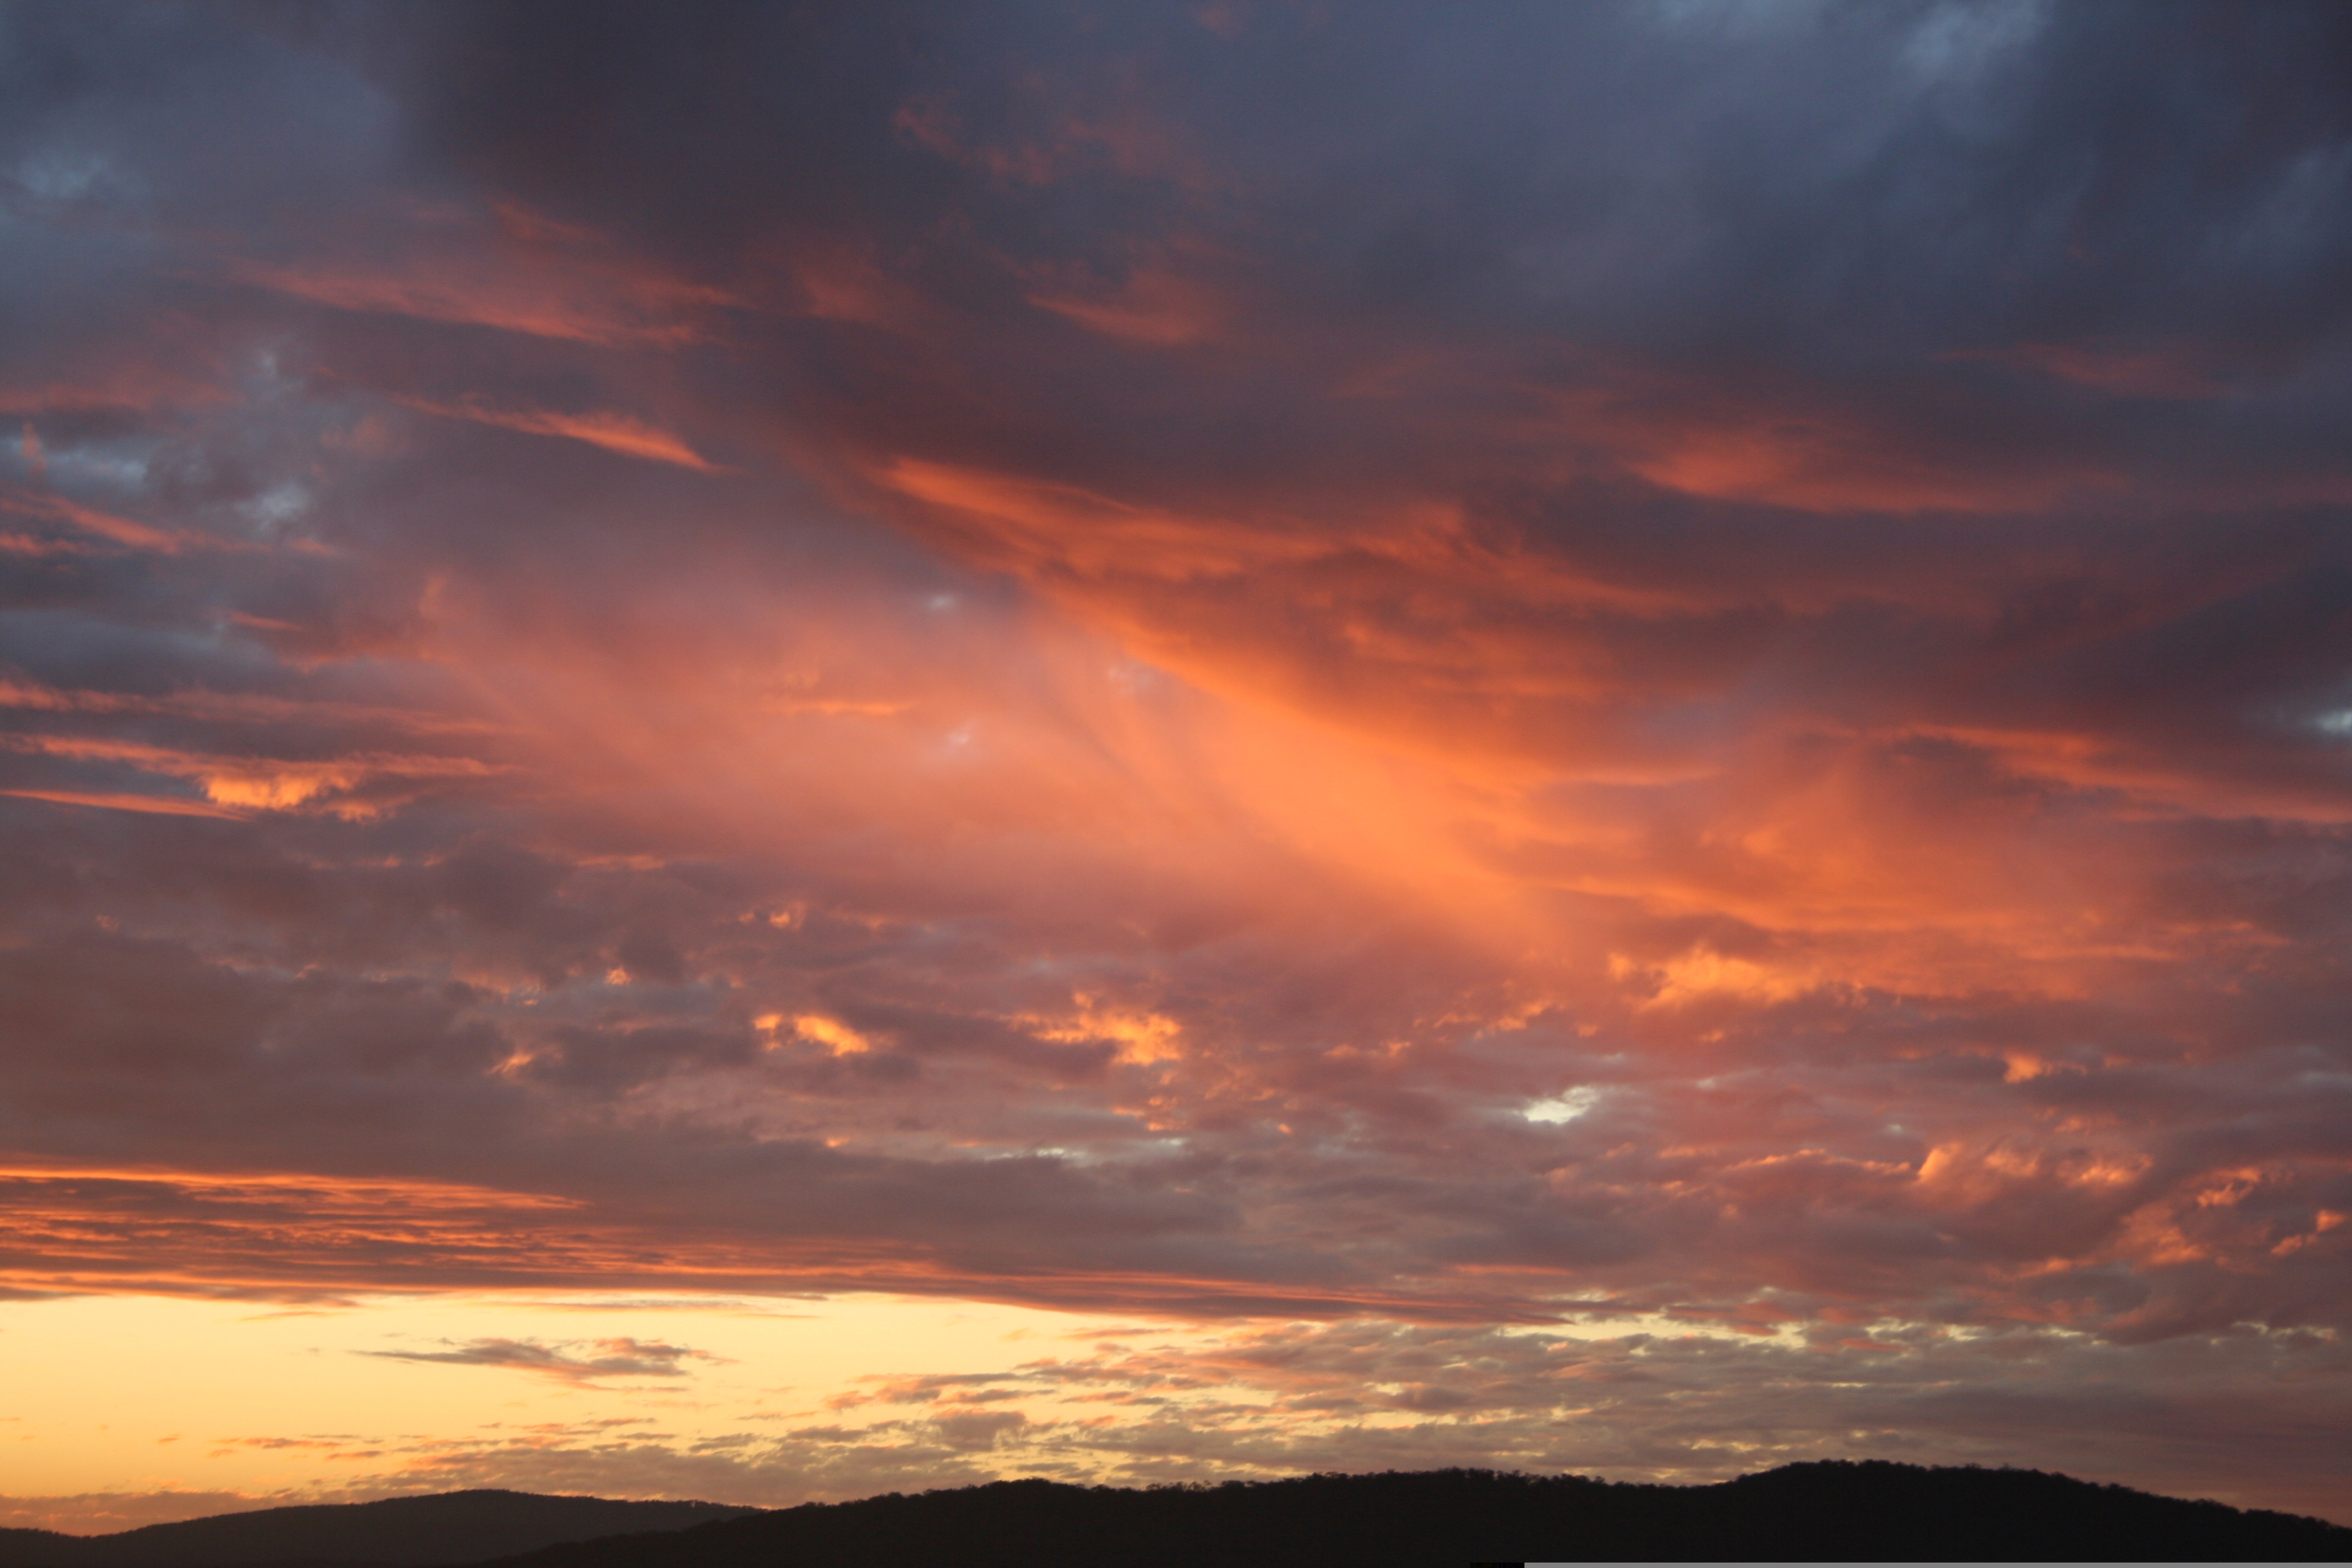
[0,1491,752,1568]
[1,1463,2344,1567]
[483,1462,2352,1567]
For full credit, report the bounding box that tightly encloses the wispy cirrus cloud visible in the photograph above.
[395,398,728,472]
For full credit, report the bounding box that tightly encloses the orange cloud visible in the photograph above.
[0,788,250,819]
[223,233,737,348]
[1,734,507,817]
[0,489,193,553]
[397,399,725,472]
[1028,265,1227,346]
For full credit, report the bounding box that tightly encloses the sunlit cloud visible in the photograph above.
[397,399,727,472]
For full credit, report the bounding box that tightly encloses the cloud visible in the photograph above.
[364,1336,715,1384]
[0,0,2348,1520]
[395,398,728,472]
[20,1313,2346,1522]
[223,250,732,348]
[1,732,508,815]
[0,787,250,819]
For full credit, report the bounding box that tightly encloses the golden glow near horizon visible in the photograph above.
[0,1292,1829,1531]
[19,1290,2328,1533]
[5,1293,1218,1524]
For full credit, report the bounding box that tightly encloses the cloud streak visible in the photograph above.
[396,399,728,472]
[365,1337,714,1384]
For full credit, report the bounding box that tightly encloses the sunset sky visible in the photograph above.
[4,0,2351,1533]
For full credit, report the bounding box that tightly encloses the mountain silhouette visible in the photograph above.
[480,1462,2350,1567]
[0,1491,751,1568]
[3,1464,2344,1566]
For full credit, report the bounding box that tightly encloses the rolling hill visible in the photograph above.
[4,1463,2345,1566]
[481,1462,2351,1567]
[0,1491,751,1568]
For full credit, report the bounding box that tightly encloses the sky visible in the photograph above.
[2,0,2350,1533]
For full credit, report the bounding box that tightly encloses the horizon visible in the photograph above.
[15,1455,2346,1541]
[2,0,2349,1536]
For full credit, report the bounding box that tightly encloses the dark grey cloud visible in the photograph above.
[363,1335,710,1382]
